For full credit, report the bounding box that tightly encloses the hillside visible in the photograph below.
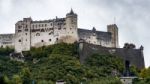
[0,43,139,84]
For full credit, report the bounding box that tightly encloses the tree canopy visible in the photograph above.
[0,43,140,84]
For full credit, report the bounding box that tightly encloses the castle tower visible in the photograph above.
[65,9,78,42]
[107,24,119,48]
[15,18,32,52]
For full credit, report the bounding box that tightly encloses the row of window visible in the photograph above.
[18,38,58,42]
[32,22,67,28]
[41,38,58,42]
[17,22,68,29]
[18,25,28,29]
[35,32,53,36]
[18,29,28,32]
[17,27,74,33]
[32,24,49,28]
[35,31,74,36]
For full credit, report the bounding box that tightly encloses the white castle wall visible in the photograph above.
[0,9,118,52]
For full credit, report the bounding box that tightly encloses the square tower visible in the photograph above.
[107,24,119,48]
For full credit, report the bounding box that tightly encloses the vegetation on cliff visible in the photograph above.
[0,43,145,84]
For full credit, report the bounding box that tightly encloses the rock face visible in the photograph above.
[79,42,145,70]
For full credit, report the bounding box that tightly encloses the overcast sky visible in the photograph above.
[0,0,150,67]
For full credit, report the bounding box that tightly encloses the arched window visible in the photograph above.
[36,33,40,36]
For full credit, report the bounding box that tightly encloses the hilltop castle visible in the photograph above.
[0,9,145,69]
[0,9,118,52]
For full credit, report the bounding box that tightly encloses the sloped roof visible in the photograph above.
[78,28,111,41]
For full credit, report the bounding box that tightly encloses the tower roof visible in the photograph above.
[70,8,74,14]
[66,8,77,16]
[92,27,96,33]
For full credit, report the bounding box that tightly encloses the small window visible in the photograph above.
[51,23,53,26]
[26,39,27,41]
[18,30,21,32]
[56,38,58,41]
[18,25,22,29]
[45,24,47,27]
[19,39,21,42]
[32,25,34,28]
[41,40,44,42]
[25,29,28,31]
[36,33,40,36]
[26,25,28,28]
[25,33,27,35]
[49,39,51,41]
[49,33,52,35]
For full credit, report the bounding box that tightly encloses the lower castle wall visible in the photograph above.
[79,42,145,70]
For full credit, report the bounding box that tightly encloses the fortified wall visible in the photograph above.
[79,42,145,70]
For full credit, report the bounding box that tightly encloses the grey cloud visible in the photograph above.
[0,0,150,67]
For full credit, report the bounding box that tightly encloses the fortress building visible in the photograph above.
[0,9,145,69]
[0,9,118,52]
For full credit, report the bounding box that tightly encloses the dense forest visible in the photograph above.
[0,43,149,84]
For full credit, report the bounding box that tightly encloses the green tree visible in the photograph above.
[140,67,150,78]
[11,75,22,84]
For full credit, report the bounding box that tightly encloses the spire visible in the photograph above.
[92,27,96,33]
[66,8,77,17]
[70,8,74,14]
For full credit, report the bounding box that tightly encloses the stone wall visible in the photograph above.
[0,34,14,48]
[79,42,145,70]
